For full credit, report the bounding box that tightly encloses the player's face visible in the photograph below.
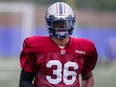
[53,21,66,28]
[48,20,72,40]
[53,20,71,29]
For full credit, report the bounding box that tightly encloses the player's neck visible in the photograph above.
[51,37,70,46]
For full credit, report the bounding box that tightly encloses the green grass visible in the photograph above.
[94,63,116,87]
[0,58,20,87]
[0,58,116,87]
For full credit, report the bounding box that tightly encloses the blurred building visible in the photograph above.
[0,1,116,61]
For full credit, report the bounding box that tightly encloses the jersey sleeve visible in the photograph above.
[20,38,38,74]
[82,42,98,74]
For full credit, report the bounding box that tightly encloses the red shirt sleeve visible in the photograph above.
[20,38,38,74]
[82,41,98,74]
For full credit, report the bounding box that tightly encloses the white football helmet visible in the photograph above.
[45,2,76,39]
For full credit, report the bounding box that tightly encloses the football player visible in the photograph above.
[19,2,97,87]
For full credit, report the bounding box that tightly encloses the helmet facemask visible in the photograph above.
[46,18,75,39]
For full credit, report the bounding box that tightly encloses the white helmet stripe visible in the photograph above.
[56,3,58,14]
[63,3,65,14]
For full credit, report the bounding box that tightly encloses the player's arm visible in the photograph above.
[19,69,35,87]
[19,38,38,87]
[81,40,97,87]
[81,71,94,87]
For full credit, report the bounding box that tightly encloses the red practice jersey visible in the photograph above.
[20,36,97,87]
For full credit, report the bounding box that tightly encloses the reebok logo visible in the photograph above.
[75,50,86,54]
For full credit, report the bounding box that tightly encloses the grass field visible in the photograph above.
[94,62,116,87]
[0,58,116,87]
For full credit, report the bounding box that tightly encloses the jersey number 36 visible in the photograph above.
[46,60,78,85]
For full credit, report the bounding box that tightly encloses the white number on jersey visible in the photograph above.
[46,60,78,85]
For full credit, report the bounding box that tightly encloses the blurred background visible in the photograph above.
[0,0,116,87]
